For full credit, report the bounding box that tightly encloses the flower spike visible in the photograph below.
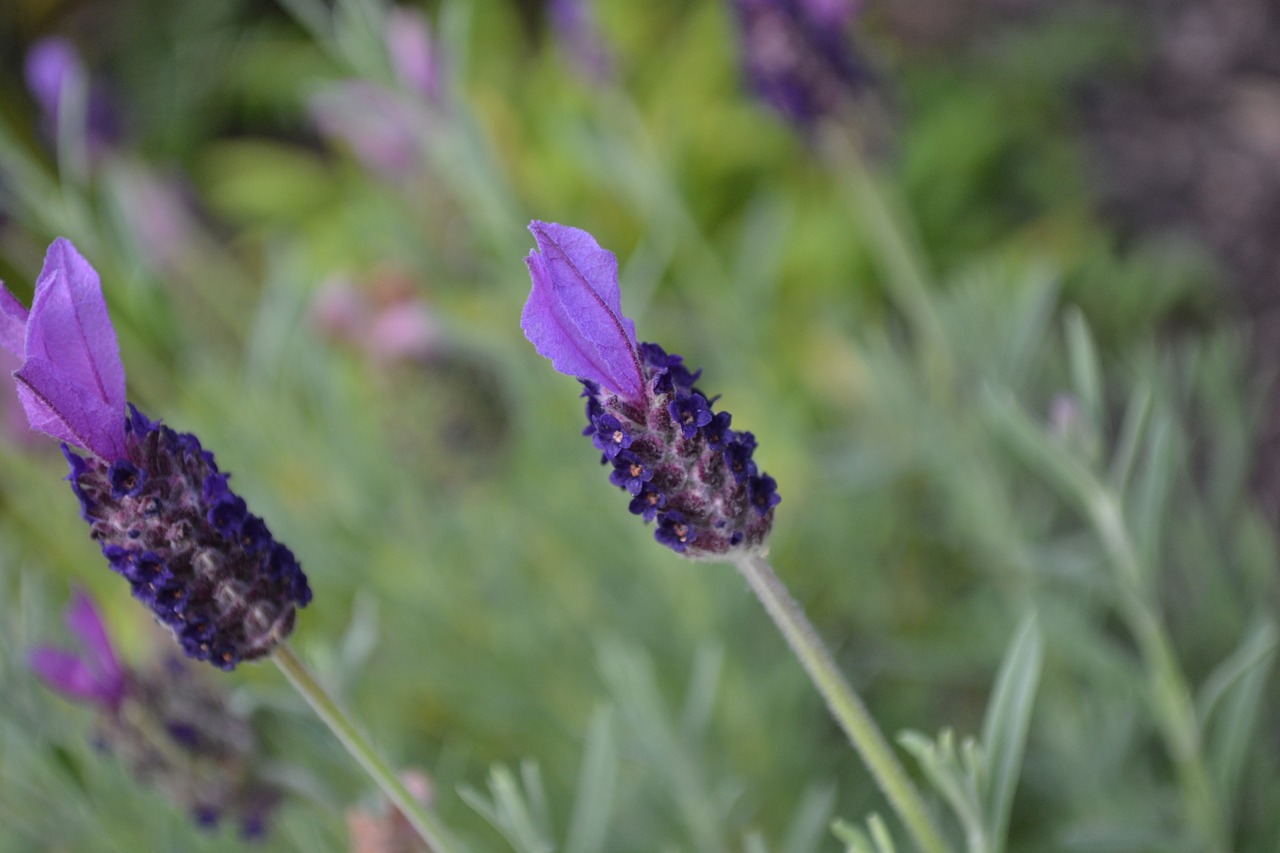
[6,239,310,669]
[522,222,779,559]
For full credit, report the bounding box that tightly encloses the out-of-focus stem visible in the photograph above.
[273,642,463,853]
[734,553,951,853]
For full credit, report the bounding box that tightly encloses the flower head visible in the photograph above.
[548,0,615,83]
[29,588,127,712]
[522,222,779,559]
[3,240,310,669]
[24,36,120,157]
[729,0,867,129]
[29,591,283,837]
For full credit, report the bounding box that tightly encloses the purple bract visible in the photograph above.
[521,221,647,401]
[521,222,779,558]
[28,588,127,712]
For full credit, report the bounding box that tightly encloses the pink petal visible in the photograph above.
[521,222,644,400]
[20,239,126,458]
[0,284,27,358]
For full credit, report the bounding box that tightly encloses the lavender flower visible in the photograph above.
[30,591,282,837]
[385,7,443,102]
[1,239,310,670]
[310,82,424,182]
[24,36,120,157]
[728,0,867,129]
[521,221,779,558]
[29,588,127,712]
[548,0,615,83]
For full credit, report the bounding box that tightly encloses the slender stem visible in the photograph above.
[1087,492,1226,851]
[734,553,951,853]
[272,642,464,853]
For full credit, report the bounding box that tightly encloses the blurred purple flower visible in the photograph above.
[521,221,646,401]
[28,589,128,712]
[522,222,779,558]
[385,7,443,102]
[311,82,424,182]
[548,0,615,83]
[24,36,120,157]
[728,0,867,128]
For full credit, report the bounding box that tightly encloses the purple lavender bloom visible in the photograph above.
[669,393,713,440]
[31,593,283,837]
[591,412,633,459]
[609,450,653,495]
[29,589,127,712]
[385,7,443,102]
[310,82,423,182]
[24,36,119,157]
[2,240,310,669]
[728,0,866,129]
[548,0,615,83]
[522,222,779,558]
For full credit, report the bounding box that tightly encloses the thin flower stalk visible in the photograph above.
[520,221,948,852]
[273,643,464,853]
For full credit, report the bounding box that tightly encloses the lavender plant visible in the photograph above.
[1,239,310,670]
[521,220,948,853]
[0,239,457,851]
[30,590,282,837]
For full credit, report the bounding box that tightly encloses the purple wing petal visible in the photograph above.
[15,356,128,459]
[20,239,126,458]
[28,647,113,707]
[0,285,28,358]
[521,222,644,400]
[64,588,124,701]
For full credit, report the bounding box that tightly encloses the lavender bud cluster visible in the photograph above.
[65,406,311,670]
[583,343,780,559]
[96,656,280,838]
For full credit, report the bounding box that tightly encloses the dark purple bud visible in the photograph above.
[748,473,781,516]
[724,435,758,484]
[591,413,633,459]
[609,451,654,495]
[655,511,696,553]
[629,484,667,521]
[668,393,713,440]
[704,411,733,451]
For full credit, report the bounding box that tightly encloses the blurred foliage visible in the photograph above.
[0,0,1277,851]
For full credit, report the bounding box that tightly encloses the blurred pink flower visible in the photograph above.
[385,7,442,102]
[310,82,423,182]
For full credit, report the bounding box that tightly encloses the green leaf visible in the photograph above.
[981,612,1044,853]
[1196,619,1278,806]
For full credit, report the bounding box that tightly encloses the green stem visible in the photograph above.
[734,553,951,853]
[1087,492,1226,851]
[273,643,464,853]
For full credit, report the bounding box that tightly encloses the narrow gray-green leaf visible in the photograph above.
[981,612,1044,853]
